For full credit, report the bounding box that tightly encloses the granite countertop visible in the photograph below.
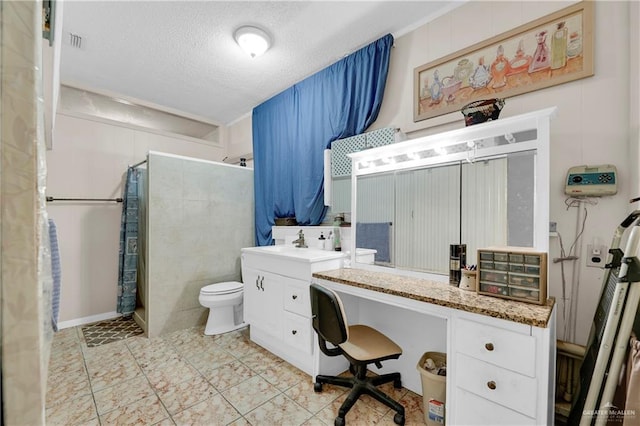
[312,268,555,328]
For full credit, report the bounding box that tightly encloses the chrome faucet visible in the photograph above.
[292,230,307,248]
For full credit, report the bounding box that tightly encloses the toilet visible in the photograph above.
[198,281,245,335]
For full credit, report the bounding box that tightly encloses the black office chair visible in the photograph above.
[310,283,405,426]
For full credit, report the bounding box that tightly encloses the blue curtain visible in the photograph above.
[253,33,393,246]
[117,168,140,315]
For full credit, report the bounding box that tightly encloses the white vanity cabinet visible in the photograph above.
[312,268,556,426]
[242,267,285,341]
[241,246,344,375]
[450,313,554,425]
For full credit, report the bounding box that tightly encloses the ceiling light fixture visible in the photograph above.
[234,26,271,58]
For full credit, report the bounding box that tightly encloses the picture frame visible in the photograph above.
[414,1,594,122]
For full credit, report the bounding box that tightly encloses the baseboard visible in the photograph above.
[57,311,120,330]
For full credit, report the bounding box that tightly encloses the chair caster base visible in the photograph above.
[394,413,405,425]
[314,382,323,392]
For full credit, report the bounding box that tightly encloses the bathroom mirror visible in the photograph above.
[354,152,534,275]
[393,163,460,274]
[349,107,555,276]
[461,151,535,266]
[355,173,396,264]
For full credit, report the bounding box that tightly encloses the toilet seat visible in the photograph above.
[200,281,243,296]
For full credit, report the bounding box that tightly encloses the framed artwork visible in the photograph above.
[414,1,594,122]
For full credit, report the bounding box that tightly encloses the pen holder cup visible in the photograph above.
[459,270,477,292]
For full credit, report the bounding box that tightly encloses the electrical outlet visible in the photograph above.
[586,244,607,268]
[549,221,557,233]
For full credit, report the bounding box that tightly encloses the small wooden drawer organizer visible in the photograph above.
[477,247,547,304]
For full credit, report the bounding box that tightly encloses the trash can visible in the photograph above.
[417,352,447,425]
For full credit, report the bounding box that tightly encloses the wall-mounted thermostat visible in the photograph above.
[565,164,617,196]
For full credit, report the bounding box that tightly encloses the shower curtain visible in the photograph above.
[117,167,142,315]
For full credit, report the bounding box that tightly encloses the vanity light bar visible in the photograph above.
[357,138,541,173]
[358,139,477,169]
[350,107,558,174]
[356,136,486,170]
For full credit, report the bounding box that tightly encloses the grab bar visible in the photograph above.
[46,197,123,203]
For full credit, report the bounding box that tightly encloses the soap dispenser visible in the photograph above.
[333,216,342,252]
[333,228,341,251]
[326,231,334,251]
[318,232,326,250]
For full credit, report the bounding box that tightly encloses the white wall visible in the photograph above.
[47,113,226,325]
[227,118,252,158]
[223,114,254,168]
[226,1,636,345]
[227,114,253,158]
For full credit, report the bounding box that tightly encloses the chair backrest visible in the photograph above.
[310,283,349,347]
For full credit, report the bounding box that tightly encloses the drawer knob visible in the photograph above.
[485,342,494,351]
[487,380,496,390]
[291,330,297,335]
[292,295,298,300]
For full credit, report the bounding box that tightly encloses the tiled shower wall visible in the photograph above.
[147,152,254,337]
[1,2,48,424]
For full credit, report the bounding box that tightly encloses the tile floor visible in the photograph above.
[46,325,426,425]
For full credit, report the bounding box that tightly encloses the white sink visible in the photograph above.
[241,245,345,262]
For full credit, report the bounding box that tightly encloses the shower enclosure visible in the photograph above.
[132,151,254,337]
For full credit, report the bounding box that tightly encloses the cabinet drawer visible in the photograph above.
[479,251,494,261]
[509,286,540,302]
[493,262,509,272]
[479,261,494,270]
[508,273,540,289]
[454,387,536,425]
[283,281,311,317]
[524,255,541,265]
[509,254,524,263]
[282,312,312,355]
[455,318,536,377]
[479,282,508,296]
[479,270,508,284]
[493,252,509,262]
[456,353,537,419]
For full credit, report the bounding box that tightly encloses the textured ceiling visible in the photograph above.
[60,1,460,125]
